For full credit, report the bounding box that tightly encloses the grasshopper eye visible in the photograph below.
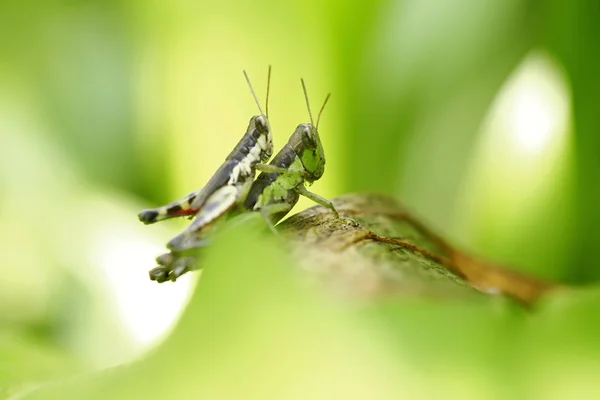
[303,126,312,140]
[302,126,315,148]
[255,115,267,131]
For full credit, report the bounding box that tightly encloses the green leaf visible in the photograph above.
[0,329,81,399]
[539,0,600,282]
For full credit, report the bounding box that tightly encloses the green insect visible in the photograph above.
[137,68,274,225]
[149,78,338,283]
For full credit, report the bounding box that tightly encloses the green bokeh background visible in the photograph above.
[1,0,600,398]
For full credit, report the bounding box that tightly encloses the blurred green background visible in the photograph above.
[2,0,600,398]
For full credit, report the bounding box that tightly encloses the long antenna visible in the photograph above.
[265,65,272,118]
[316,93,331,130]
[243,70,264,116]
[300,78,314,126]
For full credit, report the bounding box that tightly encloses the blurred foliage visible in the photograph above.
[17,222,600,399]
[1,0,600,398]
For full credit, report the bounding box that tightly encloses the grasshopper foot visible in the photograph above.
[170,257,196,281]
[139,209,160,225]
[149,253,197,283]
[149,266,170,283]
[339,215,359,227]
[156,252,174,267]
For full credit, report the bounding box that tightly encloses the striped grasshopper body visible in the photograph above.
[138,70,273,225]
[149,80,338,283]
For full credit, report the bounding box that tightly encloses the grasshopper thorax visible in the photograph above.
[289,122,325,183]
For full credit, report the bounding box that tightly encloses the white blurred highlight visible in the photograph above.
[91,225,194,348]
[507,61,569,155]
[0,85,195,368]
[55,195,196,368]
[455,51,572,254]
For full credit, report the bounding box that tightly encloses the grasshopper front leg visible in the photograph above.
[255,164,304,175]
[294,184,339,218]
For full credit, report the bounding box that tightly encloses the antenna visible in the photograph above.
[300,78,314,126]
[265,65,272,118]
[316,93,331,130]
[243,70,264,116]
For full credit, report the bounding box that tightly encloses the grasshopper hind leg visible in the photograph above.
[167,185,240,251]
[138,192,199,225]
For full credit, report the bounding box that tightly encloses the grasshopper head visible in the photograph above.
[250,114,274,161]
[293,79,331,184]
[244,67,273,162]
[290,122,325,183]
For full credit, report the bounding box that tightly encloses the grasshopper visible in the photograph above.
[149,79,339,283]
[138,68,274,225]
[242,79,338,225]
